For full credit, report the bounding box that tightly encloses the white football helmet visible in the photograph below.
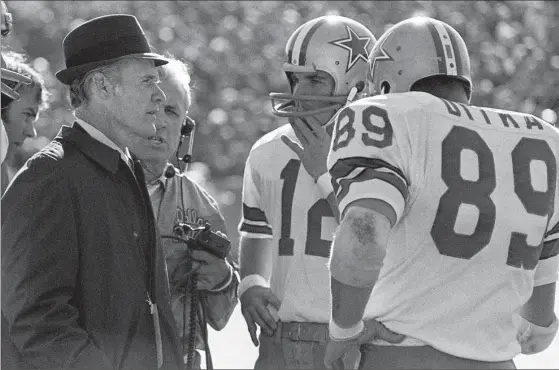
[368,17,472,99]
[270,15,376,121]
[1,1,31,103]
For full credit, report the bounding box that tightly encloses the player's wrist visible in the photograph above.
[329,319,365,342]
[518,314,558,354]
[315,172,333,196]
[238,273,269,298]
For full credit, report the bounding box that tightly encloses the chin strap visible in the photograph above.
[323,81,366,129]
[345,82,363,105]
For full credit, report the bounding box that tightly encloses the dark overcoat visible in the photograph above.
[1,123,183,370]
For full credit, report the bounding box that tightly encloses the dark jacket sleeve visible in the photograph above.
[1,160,113,369]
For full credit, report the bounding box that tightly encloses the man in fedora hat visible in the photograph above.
[2,14,184,370]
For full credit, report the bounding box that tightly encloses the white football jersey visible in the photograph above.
[239,124,337,323]
[327,92,559,361]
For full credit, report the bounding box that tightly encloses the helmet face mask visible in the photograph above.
[270,15,376,125]
[1,54,32,106]
[1,2,32,103]
[367,17,472,100]
[270,70,348,119]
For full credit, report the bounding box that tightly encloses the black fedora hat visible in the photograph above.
[56,14,168,85]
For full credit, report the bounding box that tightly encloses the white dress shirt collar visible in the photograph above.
[74,117,133,167]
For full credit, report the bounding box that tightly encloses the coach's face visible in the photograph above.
[104,58,166,151]
[133,72,190,166]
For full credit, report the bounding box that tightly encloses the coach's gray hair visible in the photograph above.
[157,55,192,103]
[68,60,125,109]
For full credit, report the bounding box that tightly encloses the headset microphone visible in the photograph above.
[176,116,196,174]
[164,164,176,179]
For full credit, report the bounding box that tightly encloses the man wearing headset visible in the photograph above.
[127,55,239,370]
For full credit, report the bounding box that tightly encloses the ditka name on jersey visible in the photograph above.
[441,97,544,131]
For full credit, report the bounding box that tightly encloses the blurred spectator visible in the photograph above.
[2,14,184,370]
[1,51,49,194]
[129,55,239,369]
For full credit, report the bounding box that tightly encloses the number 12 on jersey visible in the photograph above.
[278,159,334,258]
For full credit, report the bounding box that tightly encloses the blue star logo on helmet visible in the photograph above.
[369,38,394,80]
[329,25,372,73]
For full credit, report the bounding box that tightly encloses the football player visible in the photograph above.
[238,15,395,369]
[324,16,559,369]
[1,0,31,164]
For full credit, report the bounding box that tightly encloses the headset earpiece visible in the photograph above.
[181,116,195,136]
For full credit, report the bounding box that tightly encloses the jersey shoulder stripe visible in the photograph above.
[329,157,408,225]
[541,239,559,261]
[542,221,559,261]
[329,156,409,187]
[330,157,408,201]
[545,222,559,242]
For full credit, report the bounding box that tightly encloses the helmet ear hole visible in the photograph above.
[380,81,391,95]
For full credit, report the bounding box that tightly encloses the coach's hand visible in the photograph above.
[324,319,406,369]
[281,116,331,180]
[241,286,281,346]
[191,249,231,291]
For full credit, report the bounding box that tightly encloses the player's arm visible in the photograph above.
[240,236,273,281]
[238,158,280,345]
[521,283,555,327]
[326,99,410,336]
[517,226,559,354]
[329,200,392,328]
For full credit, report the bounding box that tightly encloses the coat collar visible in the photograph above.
[59,122,122,174]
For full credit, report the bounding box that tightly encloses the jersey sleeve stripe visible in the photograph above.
[540,239,559,261]
[239,222,273,236]
[334,167,408,205]
[534,254,559,286]
[338,178,406,224]
[242,203,269,224]
[544,221,559,242]
[330,156,409,186]
[240,219,269,227]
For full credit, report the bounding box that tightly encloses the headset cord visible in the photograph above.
[185,269,198,369]
[197,294,213,370]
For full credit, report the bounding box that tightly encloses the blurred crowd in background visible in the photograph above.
[3,0,559,259]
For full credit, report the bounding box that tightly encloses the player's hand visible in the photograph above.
[240,285,281,346]
[324,319,406,369]
[189,249,231,291]
[281,116,331,180]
